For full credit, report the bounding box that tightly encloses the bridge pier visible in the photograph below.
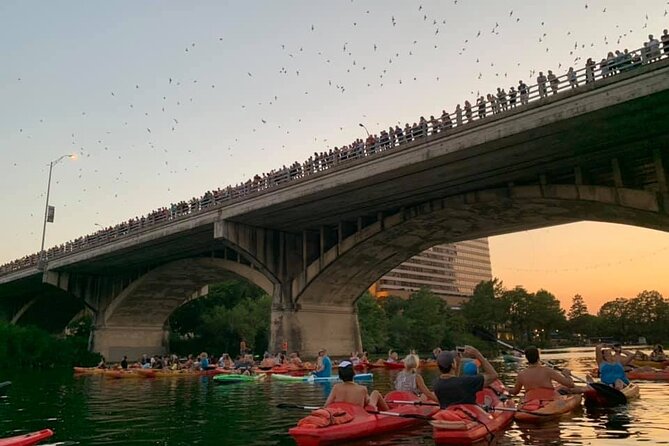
[270,303,362,357]
[93,325,168,362]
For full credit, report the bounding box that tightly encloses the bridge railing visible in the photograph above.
[2,38,668,276]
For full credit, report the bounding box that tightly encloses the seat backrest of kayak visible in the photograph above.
[297,407,355,429]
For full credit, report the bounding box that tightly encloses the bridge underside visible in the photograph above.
[1,62,669,360]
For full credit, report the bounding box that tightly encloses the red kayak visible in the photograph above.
[289,391,437,445]
[383,361,405,369]
[0,429,53,446]
[431,385,514,444]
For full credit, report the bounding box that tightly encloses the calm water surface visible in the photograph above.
[2,348,669,445]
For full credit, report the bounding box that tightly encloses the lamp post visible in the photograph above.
[358,123,370,137]
[39,154,76,267]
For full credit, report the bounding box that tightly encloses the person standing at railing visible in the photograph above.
[537,72,548,98]
[455,104,463,126]
[404,123,412,142]
[464,101,473,123]
[547,70,559,95]
[662,30,669,55]
[440,110,452,131]
[567,67,578,88]
[647,34,661,62]
[419,116,428,137]
[497,88,507,111]
[585,58,596,83]
[508,87,517,108]
[488,94,499,114]
[477,96,486,118]
[428,116,438,135]
[394,125,404,144]
[518,80,529,105]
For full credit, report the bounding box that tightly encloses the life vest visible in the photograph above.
[296,408,354,428]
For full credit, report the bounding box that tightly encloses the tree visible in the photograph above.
[402,288,450,352]
[568,294,589,320]
[356,292,388,353]
[461,279,505,331]
[598,297,633,341]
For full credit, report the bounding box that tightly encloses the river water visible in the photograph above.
[2,347,669,445]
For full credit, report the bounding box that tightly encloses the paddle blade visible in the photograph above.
[589,383,627,406]
[472,327,497,343]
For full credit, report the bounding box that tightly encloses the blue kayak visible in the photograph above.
[272,373,374,382]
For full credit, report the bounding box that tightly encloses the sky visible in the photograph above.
[1,1,668,312]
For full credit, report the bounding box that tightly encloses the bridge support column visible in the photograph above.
[270,303,362,357]
[93,326,168,362]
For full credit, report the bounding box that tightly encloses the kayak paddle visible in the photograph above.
[277,403,434,420]
[387,400,553,417]
[481,405,555,417]
[472,327,627,406]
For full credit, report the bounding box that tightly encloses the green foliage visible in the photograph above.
[357,287,477,354]
[568,294,589,320]
[0,319,100,369]
[356,292,388,352]
[597,291,669,343]
[461,279,506,331]
[169,280,271,356]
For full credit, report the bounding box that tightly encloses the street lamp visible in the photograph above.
[39,154,76,267]
[358,123,370,137]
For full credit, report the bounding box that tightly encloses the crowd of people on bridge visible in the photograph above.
[2,29,669,276]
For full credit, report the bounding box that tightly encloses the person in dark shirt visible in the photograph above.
[433,346,498,409]
[120,356,128,370]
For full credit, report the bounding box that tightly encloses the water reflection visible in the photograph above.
[2,348,669,445]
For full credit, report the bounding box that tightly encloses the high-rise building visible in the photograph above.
[370,238,493,307]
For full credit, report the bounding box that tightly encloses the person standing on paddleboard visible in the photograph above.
[313,348,332,378]
[508,346,575,399]
[433,346,498,409]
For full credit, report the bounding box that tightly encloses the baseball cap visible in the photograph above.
[437,351,457,369]
[338,360,352,368]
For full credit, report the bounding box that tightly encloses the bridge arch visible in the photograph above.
[293,184,669,308]
[94,257,278,360]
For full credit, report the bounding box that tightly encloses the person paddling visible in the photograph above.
[508,346,574,399]
[434,346,498,409]
[324,361,389,411]
[394,354,437,402]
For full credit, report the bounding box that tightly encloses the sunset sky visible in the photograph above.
[1,1,668,313]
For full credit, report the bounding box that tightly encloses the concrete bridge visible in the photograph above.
[2,57,669,361]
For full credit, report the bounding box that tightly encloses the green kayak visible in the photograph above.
[213,374,264,384]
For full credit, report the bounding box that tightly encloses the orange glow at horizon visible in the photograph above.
[489,222,669,313]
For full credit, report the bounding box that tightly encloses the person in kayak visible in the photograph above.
[325,361,389,411]
[434,346,498,409]
[610,343,635,370]
[313,348,332,378]
[594,344,630,389]
[394,354,437,401]
[650,344,666,362]
[508,346,575,399]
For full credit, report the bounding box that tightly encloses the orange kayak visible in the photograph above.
[515,392,582,423]
[628,370,669,380]
[0,429,53,446]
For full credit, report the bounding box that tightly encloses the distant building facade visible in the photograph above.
[370,238,493,307]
